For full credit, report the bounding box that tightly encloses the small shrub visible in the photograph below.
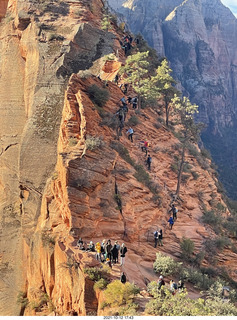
[153,252,182,276]
[127,115,140,126]
[153,122,162,129]
[201,148,212,159]
[187,141,200,155]
[86,136,103,151]
[183,163,192,172]
[17,291,29,308]
[84,267,101,281]
[103,280,139,306]
[68,137,78,147]
[101,15,111,31]
[94,278,108,290]
[181,174,190,184]
[180,237,194,260]
[110,141,134,166]
[118,302,139,316]
[191,171,199,180]
[88,84,110,107]
[202,210,222,226]
[41,231,55,248]
[170,163,178,173]
[215,236,231,251]
[181,267,214,290]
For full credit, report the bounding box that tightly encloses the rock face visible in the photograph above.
[0,0,237,316]
[108,0,237,199]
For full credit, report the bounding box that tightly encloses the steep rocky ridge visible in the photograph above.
[107,0,237,199]
[0,0,237,316]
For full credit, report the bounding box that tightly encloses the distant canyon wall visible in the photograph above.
[108,0,237,199]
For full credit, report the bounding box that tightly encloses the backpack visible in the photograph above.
[154,231,158,238]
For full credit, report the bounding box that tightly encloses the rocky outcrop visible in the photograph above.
[108,0,237,199]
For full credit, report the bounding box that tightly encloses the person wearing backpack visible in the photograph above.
[169,204,178,221]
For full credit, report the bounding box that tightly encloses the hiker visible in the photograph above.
[101,239,106,261]
[158,275,165,290]
[154,229,159,248]
[115,241,120,263]
[170,280,178,295]
[86,241,95,252]
[111,243,119,264]
[168,216,174,230]
[169,204,178,221]
[131,96,138,109]
[120,272,127,284]
[114,74,119,84]
[127,96,132,104]
[77,237,83,249]
[141,140,149,155]
[117,107,125,122]
[120,243,127,266]
[95,242,101,262]
[120,96,127,106]
[122,104,128,121]
[127,127,134,142]
[178,279,185,291]
[146,154,152,171]
[122,83,128,94]
[158,229,163,246]
[105,239,112,262]
[117,120,124,138]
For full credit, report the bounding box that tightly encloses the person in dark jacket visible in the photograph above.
[146,154,152,171]
[120,243,127,266]
[111,244,119,264]
[158,229,163,246]
[120,272,127,284]
[154,230,158,248]
[168,216,174,230]
[158,275,165,290]
[77,238,83,249]
[105,239,112,262]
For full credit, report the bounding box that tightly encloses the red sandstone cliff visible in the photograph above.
[0,0,237,316]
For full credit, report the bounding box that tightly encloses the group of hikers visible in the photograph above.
[77,238,128,267]
[158,275,185,295]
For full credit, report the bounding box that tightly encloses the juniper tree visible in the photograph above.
[149,59,179,126]
[172,95,201,196]
[120,51,150,109]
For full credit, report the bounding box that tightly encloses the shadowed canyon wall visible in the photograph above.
[108,0,237,199]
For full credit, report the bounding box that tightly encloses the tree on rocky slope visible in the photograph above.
[149,59,179,126]
[120,51,150,109]
[172,95,201,196]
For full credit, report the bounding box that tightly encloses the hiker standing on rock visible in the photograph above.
[146,154,152,171]
[111,243,119,264]
[158,275,165,290]
[105,239,112,262]
[95,242,101,262]
[169,204,178,221]
[120,272,127,284]
[154,229,159,248]
[158,229,163,246]
[168,216,174,230]
[127,127,134,142]
[120,243,127,266]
